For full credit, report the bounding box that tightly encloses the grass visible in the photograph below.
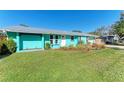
[0,48,124,82]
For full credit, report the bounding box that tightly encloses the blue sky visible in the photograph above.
[0,10,121,32]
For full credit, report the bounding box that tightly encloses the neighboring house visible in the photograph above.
[95,37,105,44]
[100,35,120,44]
[1,25,96,52]
[86,34,98,44]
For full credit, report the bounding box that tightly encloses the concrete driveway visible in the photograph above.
[106,45,124,49]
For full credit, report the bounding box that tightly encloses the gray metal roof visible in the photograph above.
[4,26,96,37]
[0,29,3,33]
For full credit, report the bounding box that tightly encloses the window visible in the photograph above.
[62,36,65,39]
[71,36,74,41]
[50,35,53,39]
[50,35,53,44]
[55,35,59,44]
[50,35,59,44]
[55,35,58,39]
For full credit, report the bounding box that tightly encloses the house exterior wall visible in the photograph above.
[16,33,20,51]
[66,35,79,47]
[44,34,80,49]
[7,32,17,42]
[81,36,87,44]
[44,34,61,49]
[7,32,20,51]
[88,36,95,44]
[7,31,95,52]
[7,32,44,52]
[51,35,61,49]
[73,36,78,46]
[65,35,70,46]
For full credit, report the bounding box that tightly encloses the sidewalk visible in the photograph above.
[105,45,124,49]
[18,49,44,53]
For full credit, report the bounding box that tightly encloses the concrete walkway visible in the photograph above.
[18,49,44,53]
[106,45,124,49]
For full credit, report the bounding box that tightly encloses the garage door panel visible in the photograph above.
[20,34,42,50]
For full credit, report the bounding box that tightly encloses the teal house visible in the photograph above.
[3,26,96,52]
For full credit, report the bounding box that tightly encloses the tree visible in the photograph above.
[112,12,124,38]
[107,25,115,35]
[89,26,108,36]
[88,31,98,35]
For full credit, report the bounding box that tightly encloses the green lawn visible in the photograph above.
[0,48,124,82]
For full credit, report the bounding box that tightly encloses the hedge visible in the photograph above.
[0,39,16,55]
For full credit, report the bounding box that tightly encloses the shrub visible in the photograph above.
[97,44,106,49]
[87,42,91,45]
[60,46,68,50]
[0,39,16,55]
[0,41,4,54]
[0,39,9,55]
[68,44,74,48]
[76,42,92,52]
[45,42,51,50]
[92,43,106,50]
[92,43,98,49]
[5,39,16,54]
[78,41,84,45]
[68,44,77,50]
[76,43,86,49]
[85,44,92,51]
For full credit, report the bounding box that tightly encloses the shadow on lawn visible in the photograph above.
[0,54,10,60]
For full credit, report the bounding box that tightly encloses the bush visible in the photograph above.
[5,39,17,54]
[0,39,16,55]
[60,46,68,50]
[0,39,8,55]
[92,43,106,50]
[68,44,74,48]
[76,43,86,49]
[45,42,51,50]
[58,43,105,52]
[78,41,84,45]
[97,44,106,49]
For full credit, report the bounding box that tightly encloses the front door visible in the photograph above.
[78,36,81,43]
[61,35,66,47]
